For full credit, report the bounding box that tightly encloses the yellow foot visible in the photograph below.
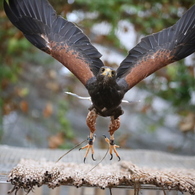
[79,136,96,163]
[103,135,121,161]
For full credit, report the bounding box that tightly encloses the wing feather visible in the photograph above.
[4,0,104,86]
[117,4,195,91]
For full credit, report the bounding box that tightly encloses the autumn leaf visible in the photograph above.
[19,100,28,113]
[43,102,53,118]
[179,113,195,133]
[48,132,65,149]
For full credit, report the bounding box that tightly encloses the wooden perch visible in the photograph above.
[8,159,195,194]
[0,146,195,194]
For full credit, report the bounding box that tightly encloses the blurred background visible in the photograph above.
[0,0,195,155]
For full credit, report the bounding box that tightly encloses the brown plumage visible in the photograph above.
[4,0,195,162]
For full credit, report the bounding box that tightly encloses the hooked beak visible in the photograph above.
[101,68,112,77]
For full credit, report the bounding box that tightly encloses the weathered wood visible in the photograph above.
[1,145,195,195]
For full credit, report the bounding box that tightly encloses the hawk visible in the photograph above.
[4,0,195,162]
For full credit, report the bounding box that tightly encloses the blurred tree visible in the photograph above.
[0,1,31,140]
[1,0,194,149]
[0,0,74,146]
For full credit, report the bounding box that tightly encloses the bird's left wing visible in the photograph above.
[116,4,195,92]
[4,0,104,86]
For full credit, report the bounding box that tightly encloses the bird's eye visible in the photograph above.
[111,71,115,76]
[101,68,105,72]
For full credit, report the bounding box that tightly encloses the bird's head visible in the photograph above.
[97,66,116,85]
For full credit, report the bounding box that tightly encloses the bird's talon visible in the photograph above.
[88,139,93,145]
[110,139,114,145]
[80,134,96,162]
[104,136,120,160]
[92,154,96,161]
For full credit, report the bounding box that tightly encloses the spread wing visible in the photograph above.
[4,0,104,86]
[116,4,195,91]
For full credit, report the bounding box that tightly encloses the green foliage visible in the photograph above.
[57,101,74,140]
[8,37,31,54]
[0,12,31,140]
[74,0,193,36]
[0,4,75,145]
[157,62,194,108]
[70,0,195,58]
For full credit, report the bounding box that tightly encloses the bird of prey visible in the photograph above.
[4,0,195,162]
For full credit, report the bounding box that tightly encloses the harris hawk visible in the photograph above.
[4,0,195,162]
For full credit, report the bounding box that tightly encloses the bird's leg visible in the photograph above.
[104,117,121,161]
[79,108,97,163]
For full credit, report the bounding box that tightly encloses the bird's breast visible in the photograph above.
[88,85,124,116]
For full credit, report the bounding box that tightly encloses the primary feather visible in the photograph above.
[4,0,104,85]
[117,4,195,90]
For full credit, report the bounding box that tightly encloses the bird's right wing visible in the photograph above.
[4,0,104,86]
[116,4,195,91]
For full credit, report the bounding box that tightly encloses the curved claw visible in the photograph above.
[80,134,96,163]
[103,136,121,161]
[92,154,96,161]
